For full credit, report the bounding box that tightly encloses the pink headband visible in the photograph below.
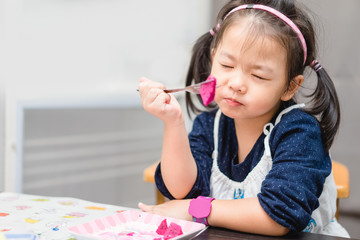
[212,4,307,65]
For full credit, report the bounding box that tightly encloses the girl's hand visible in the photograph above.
[138,200,192,222]
[138,77,183,124]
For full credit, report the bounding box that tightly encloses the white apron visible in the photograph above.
[209,104,349,238]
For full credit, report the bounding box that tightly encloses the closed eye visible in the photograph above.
[221,64,234,69]
[252,74,269,80]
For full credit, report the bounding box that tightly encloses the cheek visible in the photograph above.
[210,63,226,79]
[214,89,221,104]
[250,86,282,107]
[214,87,227,106]
[256,85,275,97]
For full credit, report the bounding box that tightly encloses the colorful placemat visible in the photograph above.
[0,192,129,240]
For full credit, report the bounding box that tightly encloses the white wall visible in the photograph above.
[2,0,210,89]
[0,0,7,191]
[0,0,211,192]
[0,85,4,192]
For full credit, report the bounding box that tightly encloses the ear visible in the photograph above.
[281,75,304,101]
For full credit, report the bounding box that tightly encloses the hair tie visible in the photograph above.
[310,60,322,72]
[218,4,307,65]
[209,23,221,36]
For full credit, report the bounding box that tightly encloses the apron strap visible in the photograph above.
[263,123,274,157]
[212,109,222,160]
[275,103,305,125]
[263,103,306,157]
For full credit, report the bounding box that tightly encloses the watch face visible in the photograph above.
[189,198,212,218]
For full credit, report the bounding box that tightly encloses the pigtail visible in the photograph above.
[185,32,214,116]
[306,64,340,152]
[281,1,340,152]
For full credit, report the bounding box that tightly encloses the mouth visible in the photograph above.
[225,98,243,107]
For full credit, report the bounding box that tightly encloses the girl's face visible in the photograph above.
[211,19,295,124]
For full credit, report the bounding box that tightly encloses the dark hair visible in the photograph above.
[184,0,340,152]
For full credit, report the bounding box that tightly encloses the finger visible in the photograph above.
[139,77,150,83]
[153,92,171,106]
[168,94,180,106]
[138,202,154,212]
[138,78,150,95]
[138,77,150,94]
[138,79,167,100]
[142,88,166,108]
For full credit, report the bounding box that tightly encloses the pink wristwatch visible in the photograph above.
[188,196,215,225]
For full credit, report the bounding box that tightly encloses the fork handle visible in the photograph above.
[164,88,183,93]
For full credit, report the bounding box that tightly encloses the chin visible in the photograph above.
[219,106,242,119]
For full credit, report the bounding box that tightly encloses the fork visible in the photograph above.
[163,78,216,94]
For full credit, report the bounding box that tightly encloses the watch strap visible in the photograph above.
[188,196,215,226]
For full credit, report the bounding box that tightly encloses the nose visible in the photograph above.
[228,73,247,93]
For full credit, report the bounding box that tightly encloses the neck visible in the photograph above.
[233,114,275,164]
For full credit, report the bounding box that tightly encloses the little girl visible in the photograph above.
[138,0,349,237]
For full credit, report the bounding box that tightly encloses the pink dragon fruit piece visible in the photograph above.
[156,219,168,235]
[163,222,183,239]
[199,75,216,106]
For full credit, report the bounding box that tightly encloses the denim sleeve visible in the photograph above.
[155,111,215,199]
[258,110,331,231]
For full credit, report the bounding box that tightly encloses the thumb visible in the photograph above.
[138,202,153,212]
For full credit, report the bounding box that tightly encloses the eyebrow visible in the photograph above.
[219,51,236,61]
[251,64,274,74]
[219,51,274,74]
